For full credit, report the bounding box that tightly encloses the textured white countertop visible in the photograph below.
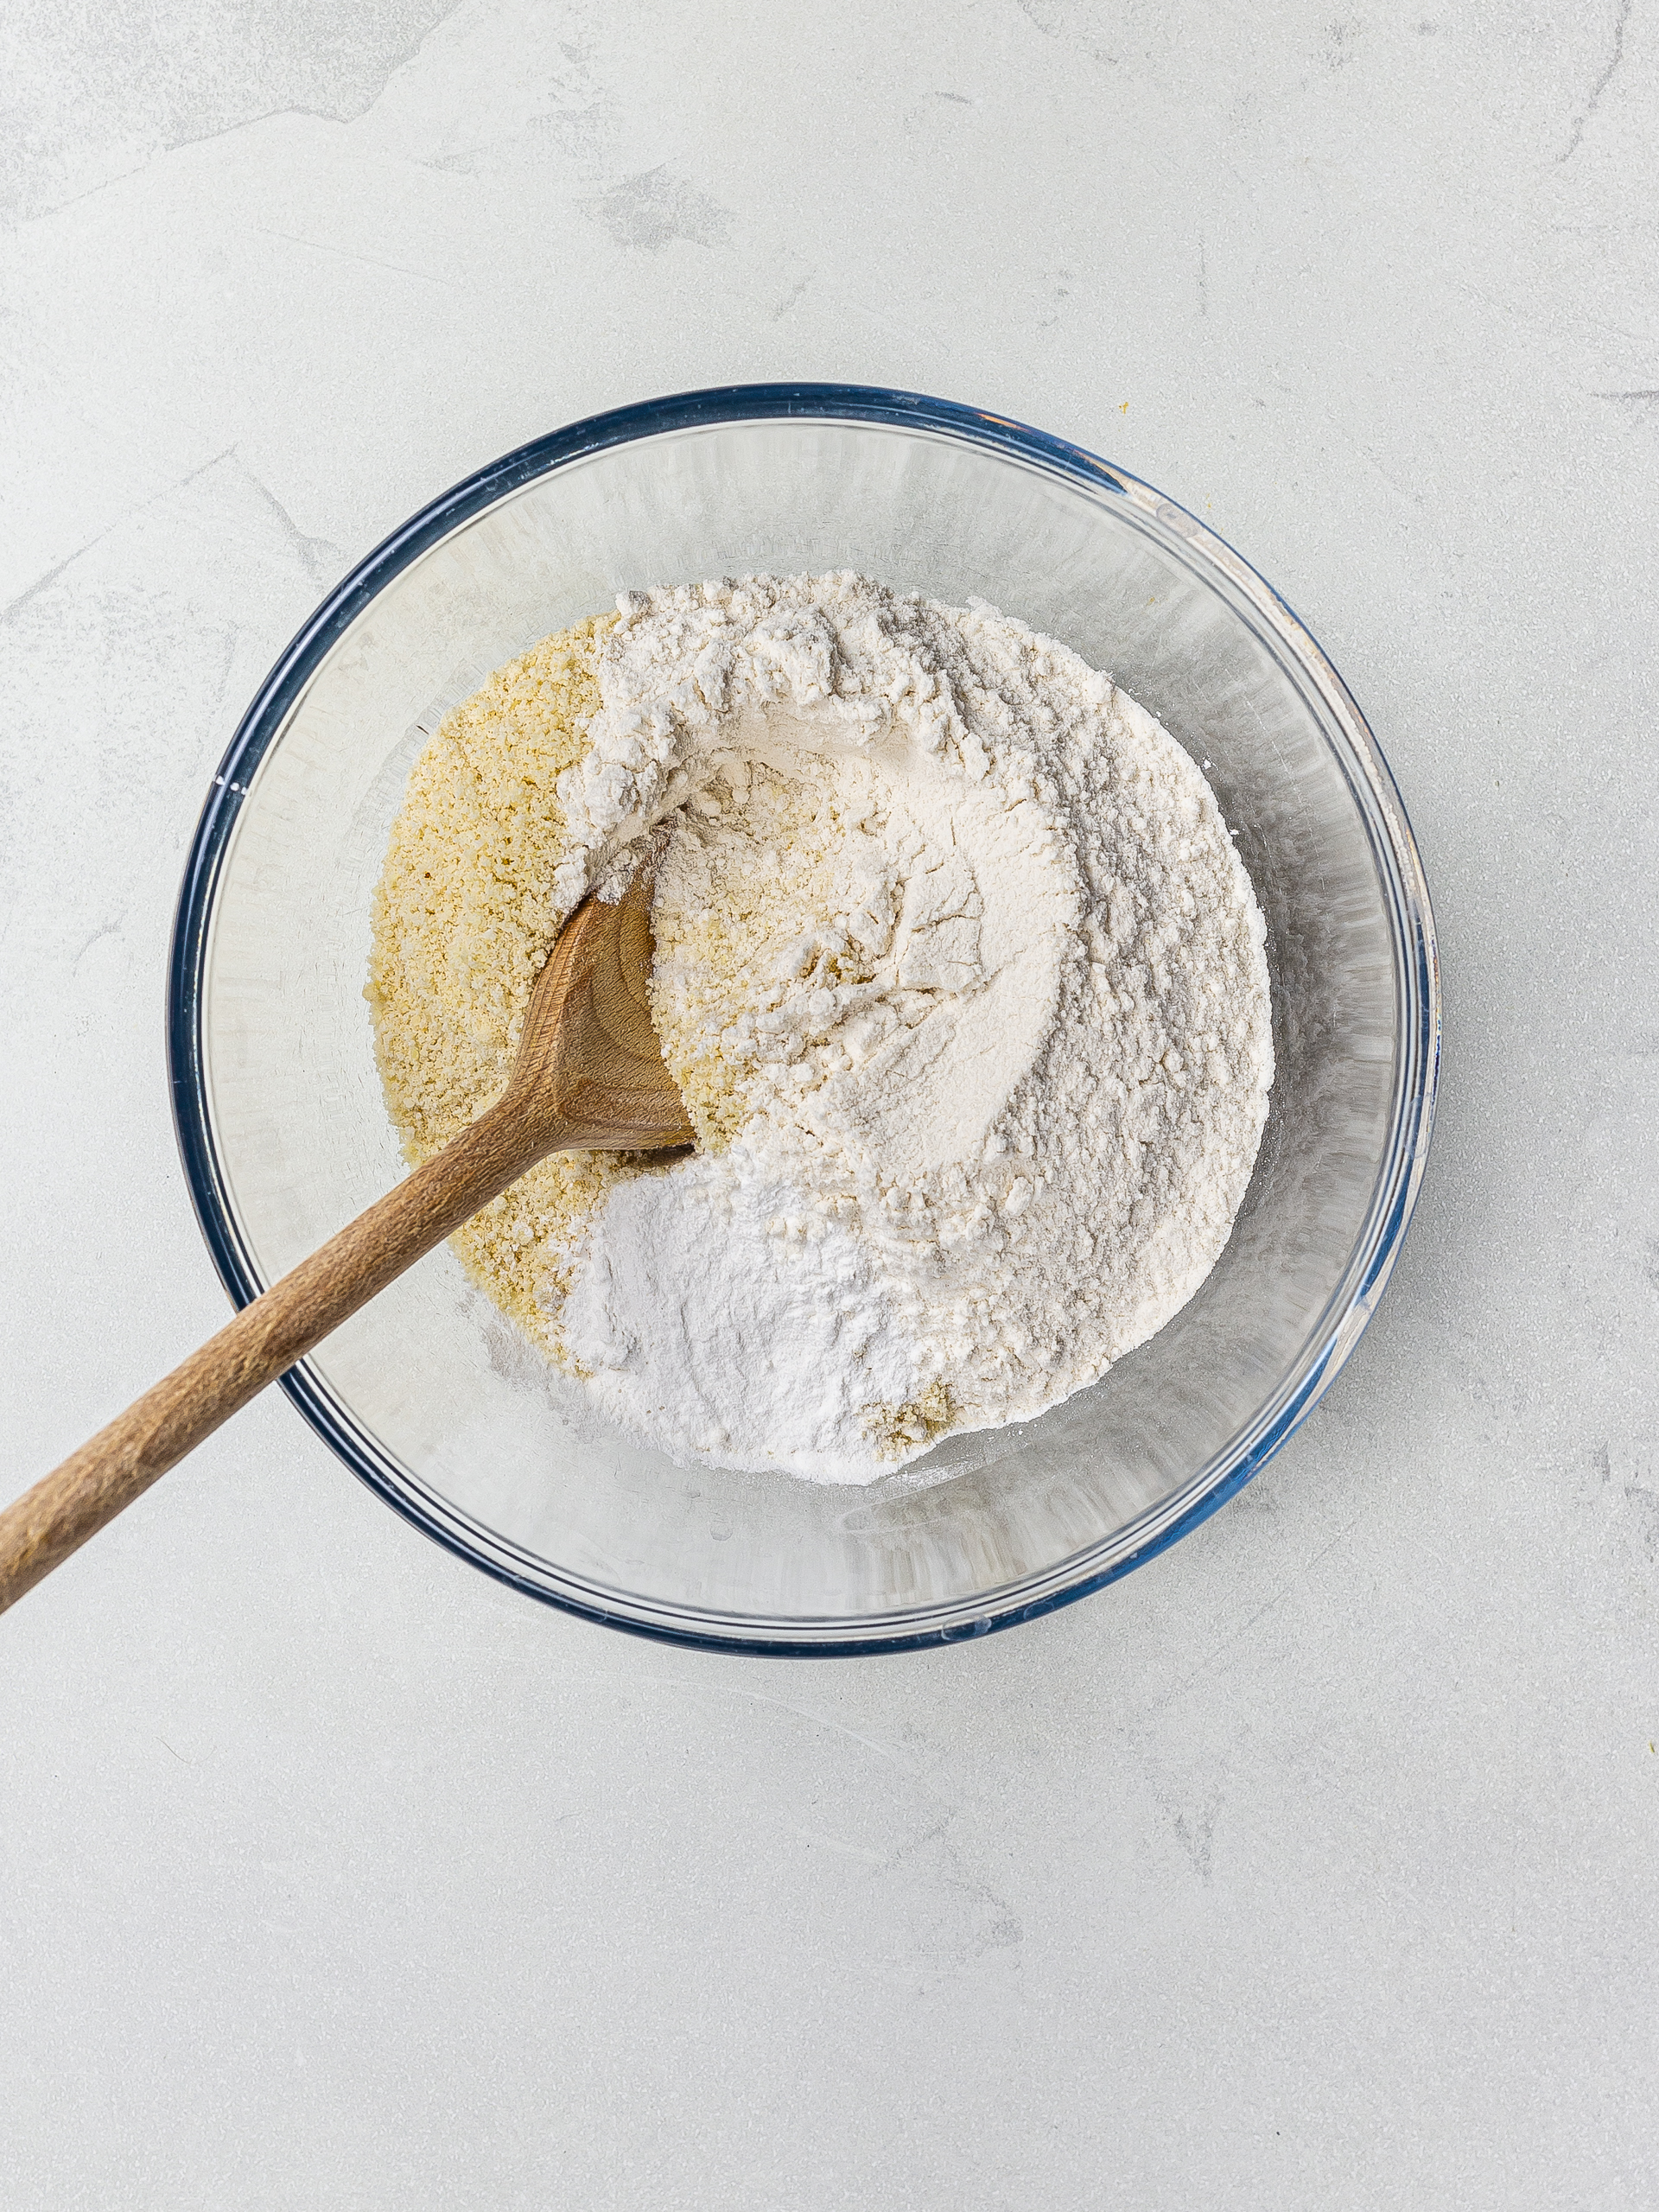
[3,3,1656,2205]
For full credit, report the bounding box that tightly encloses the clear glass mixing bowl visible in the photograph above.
[169,385,1439,1653]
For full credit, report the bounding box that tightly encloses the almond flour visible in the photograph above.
[365,614,639,1348]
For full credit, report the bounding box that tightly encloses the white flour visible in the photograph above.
[542,572,1272,1482]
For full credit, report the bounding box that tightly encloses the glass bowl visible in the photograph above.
[169,385,1439,1654]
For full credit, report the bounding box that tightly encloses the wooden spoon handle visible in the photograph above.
[0,1100,552,1618]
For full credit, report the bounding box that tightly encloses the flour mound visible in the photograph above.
[534,571,1272,1483]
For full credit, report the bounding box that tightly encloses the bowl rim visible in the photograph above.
[168,380,1440,1656]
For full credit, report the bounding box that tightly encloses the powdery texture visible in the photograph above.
[539,573,1273,1481]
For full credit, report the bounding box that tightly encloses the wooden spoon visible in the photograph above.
[0,871,693,1618]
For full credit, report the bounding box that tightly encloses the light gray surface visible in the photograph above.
[2,2,1655,2204]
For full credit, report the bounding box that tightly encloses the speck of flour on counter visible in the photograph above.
[368,572,1273,1484]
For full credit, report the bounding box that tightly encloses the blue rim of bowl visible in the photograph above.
[168,381,1440,1656]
